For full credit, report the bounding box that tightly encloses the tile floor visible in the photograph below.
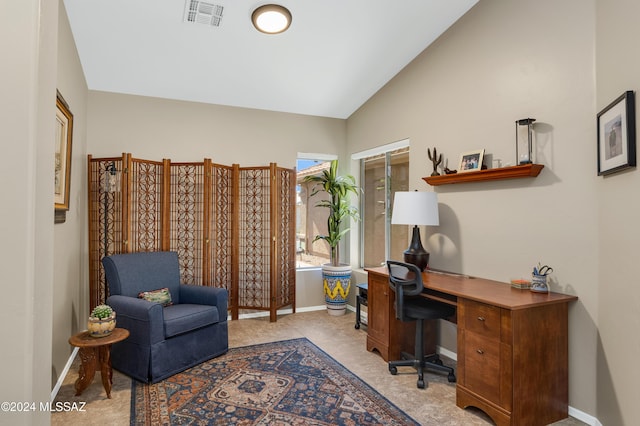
[52,310,587,425]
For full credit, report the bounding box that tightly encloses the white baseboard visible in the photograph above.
[568,406,601,426]
[437,345,457,362]
[51,346,78,402]
[296,305,328,313]
[231,303,357,321]
[230,305,326,320]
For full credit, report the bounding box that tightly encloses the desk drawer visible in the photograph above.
[463,300,501,340]
[464,330,500,403]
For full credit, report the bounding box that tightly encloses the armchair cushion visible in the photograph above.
[163,304,219,338]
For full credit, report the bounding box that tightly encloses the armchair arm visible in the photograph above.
[179,285,228,317]
[106,295,165,345]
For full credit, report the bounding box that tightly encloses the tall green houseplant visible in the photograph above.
[304,159,360,315]
[304,160,360,266]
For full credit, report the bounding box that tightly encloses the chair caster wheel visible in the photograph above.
[355,323,360,329]
[389,366,398,375]
[448,373,456,383]
[417,379,425,389]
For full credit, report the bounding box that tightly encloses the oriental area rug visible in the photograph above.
[131,337,419,425]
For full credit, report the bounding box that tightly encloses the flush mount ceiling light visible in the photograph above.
[252,4,292,34]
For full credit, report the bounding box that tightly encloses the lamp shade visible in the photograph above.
[391,191,439,226]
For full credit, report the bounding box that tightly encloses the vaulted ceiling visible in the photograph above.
[63,0,478,119]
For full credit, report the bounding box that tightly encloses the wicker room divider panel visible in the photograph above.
[129,157,164,253]
[236,165,296,321]
[169,162,206,286]
[88,154,295,322]
[204,162,234,300]
[274,166,296,317]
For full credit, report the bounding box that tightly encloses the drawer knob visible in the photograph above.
[476,349,484,355]
[477,316,485,321]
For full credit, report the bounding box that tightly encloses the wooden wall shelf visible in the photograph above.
[423,164,544,186]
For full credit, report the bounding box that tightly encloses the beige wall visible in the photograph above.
[348,0,599,420]
[86,92,347,168]
[595,0,640,424]
[1,0,58,424]
[51,2,89,390]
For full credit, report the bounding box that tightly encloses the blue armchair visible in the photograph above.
[102,251,228,383]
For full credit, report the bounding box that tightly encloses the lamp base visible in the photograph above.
[403,251,429,272]
[403,225,430,271]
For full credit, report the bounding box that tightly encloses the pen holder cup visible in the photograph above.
[530,274,548,293]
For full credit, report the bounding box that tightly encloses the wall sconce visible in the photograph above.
[102,162,121,261]
[515,118,536,165]
[102,162,121,193]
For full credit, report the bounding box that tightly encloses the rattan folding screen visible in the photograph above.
[88,154,296,322]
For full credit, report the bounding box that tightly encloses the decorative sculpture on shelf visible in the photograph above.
[427,147,443,176]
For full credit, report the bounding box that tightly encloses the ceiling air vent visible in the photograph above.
[184,0,224,27]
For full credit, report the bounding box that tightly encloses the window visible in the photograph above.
[295,156,335,268]
[358,146,410,268]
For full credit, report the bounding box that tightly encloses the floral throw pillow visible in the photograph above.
[138,287,173,307]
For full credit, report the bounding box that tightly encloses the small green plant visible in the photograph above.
[90,304,114,319]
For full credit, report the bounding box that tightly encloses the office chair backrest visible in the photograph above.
[387,260,424,321]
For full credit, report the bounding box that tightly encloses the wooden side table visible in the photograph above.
[68,328,129,398]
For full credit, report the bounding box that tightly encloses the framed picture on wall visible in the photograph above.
[55,90,73,212]
[458,149,484,173]
[597,91,636,176]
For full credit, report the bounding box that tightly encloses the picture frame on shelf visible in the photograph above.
[597,91,636,176]
[458,149,484,173]
[55,90,73,212]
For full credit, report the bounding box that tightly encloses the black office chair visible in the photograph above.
[387,260,456,389]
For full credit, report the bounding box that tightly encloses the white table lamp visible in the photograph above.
[391,191,439,271]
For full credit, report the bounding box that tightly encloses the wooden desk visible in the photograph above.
[69,328,129,398]
[365,266,578,426]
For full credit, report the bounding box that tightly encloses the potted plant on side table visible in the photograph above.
[303,160,360,315]
[87,304,116,337]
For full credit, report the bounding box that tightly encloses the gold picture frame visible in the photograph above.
[55,90,73,212]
